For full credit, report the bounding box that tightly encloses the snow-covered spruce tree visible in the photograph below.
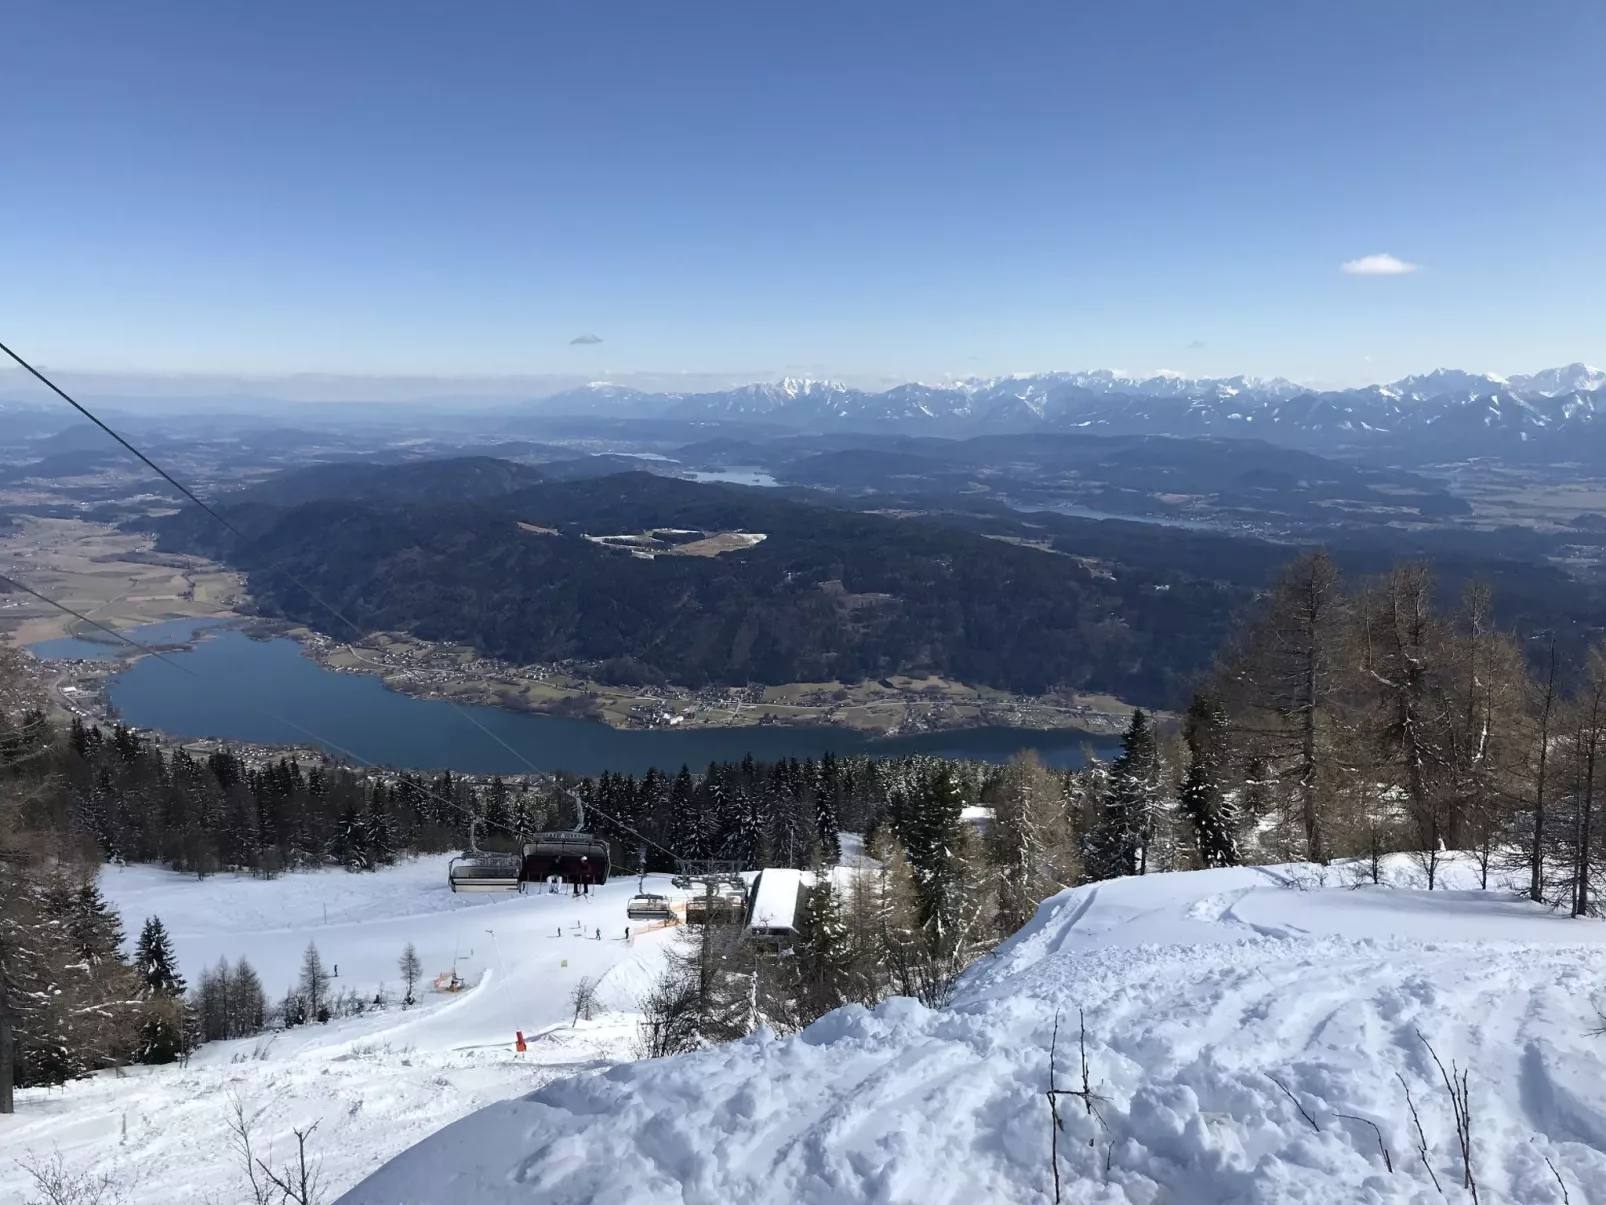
[787,873,852,1024]
[67,880,124,966]
[1179,692,1240,869]
[899,766,965,932]
[990,751,1077,933]
[812,754,843,864]
[1084,709,1161,880]
[1062,750,1109,869]
[1,869,80,1092]
[667,764,702,861]
[366,798,395,868]
[734,766,772,869]
[133,916,189,1064]
[134,916,185,997]
[765,761,808,869]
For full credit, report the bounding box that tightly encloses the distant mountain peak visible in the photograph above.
[515,363,1606,457]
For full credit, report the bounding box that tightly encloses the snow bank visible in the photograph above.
[340,855,1606,1204]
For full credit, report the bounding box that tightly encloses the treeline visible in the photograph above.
[1076,552,1606,916]
[54,718,561,876]
[642,753,1078,1051]
[46,712,997,884]
[640,552,1606,1056]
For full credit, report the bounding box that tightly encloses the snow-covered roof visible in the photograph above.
[747,868,805,932]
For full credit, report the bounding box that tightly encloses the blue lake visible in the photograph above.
[99,628,1113,776]
[29,618,232,661]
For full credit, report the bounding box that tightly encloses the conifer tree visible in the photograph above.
[991,751,1076,932]
[813,753,843,862]
[68,880,124,966]
[792,876,850,1021]
[1086,709,1161,880]
[300,942,331,1023]
[901,767,965,932]
[1179,692,1239,868]
[228,957,267,1037]
[668,765,701,860]
[134,917,184,997]
[398,942,423,1006]
[133,916,188,1063]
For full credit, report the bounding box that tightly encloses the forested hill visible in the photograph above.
[152,469,1252,705]
[229,455,548,507]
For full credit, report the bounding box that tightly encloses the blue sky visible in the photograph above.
[4,1,1604,387]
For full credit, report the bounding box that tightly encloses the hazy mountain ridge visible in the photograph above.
[528,363,1606,456]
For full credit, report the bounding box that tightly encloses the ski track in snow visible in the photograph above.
[5,854,1606,1204]
[0,857,685,1205]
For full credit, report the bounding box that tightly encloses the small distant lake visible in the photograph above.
[1010,500,1228,532]
[102,629,1112,776]
[687,468,780,487]
[29,618,232,661]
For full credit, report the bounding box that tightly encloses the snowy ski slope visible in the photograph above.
[0,857,685,1204]
[341,856,1606,1205]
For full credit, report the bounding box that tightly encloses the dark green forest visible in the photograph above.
[151,470,1254,705]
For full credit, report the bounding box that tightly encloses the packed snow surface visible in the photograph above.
[342,856,1606,1205]
[1,857,685,1204]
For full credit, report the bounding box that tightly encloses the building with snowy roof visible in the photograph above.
[745,868,805,943]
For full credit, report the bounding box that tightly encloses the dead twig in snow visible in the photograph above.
[1538,1145,1570,1205]
[1267,1072,1320,1133]
[1396,1071,1442,1195]
[1044,1008,1113,1202]
[1335,1113,1393,1173]
[256,1121,325,1205]
[1417,1030,1477,1204]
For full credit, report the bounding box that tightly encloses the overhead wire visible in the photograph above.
[1,567,646,854]
[0,340,682,866]
[6,566,681,866]
[0,336,557,782]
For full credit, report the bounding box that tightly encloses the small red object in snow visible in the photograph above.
[515,1031,527,1053]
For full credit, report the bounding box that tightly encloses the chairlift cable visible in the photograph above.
[0,341,683,867]
[0,337,560,784]
[3,568,681,865]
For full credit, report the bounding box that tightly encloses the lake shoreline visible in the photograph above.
[280,622,1133,739]
[84,626,1119,776]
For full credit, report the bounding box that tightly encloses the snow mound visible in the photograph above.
[340,856,1606,1204]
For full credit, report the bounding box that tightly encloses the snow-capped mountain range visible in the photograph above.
[530,363,1606,457]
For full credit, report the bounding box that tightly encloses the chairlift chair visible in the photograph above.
[447,851,524,893]
[522,831,611,887]
[626,892,674,920]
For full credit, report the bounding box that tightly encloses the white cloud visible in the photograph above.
[1340,253,1419,276]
